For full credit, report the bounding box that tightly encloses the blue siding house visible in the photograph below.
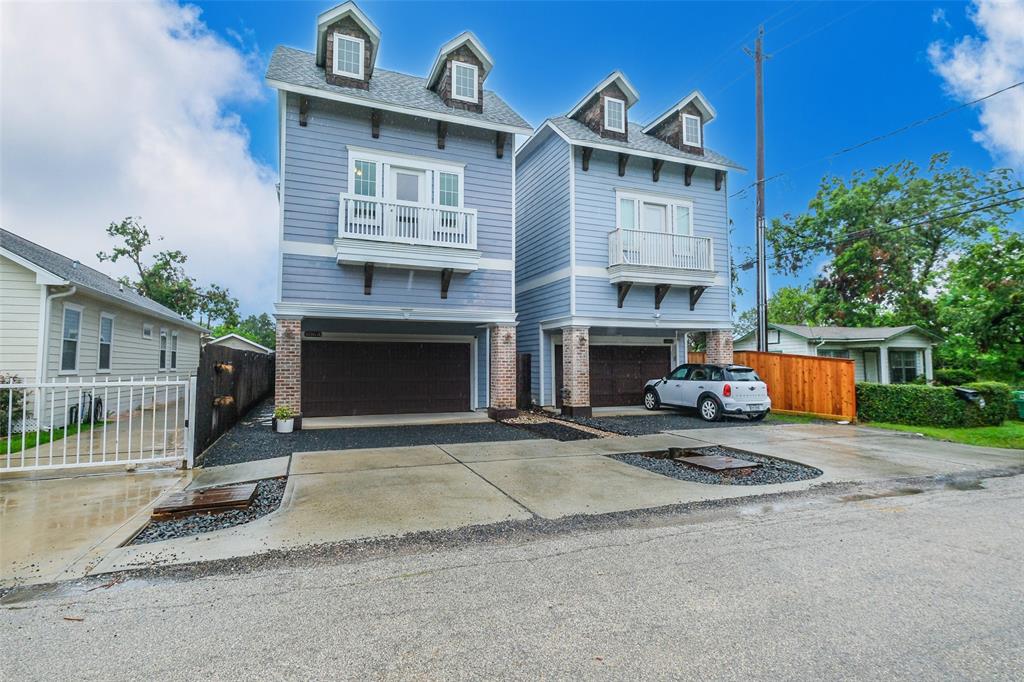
[515,72,743,414]
[266,2,530,420]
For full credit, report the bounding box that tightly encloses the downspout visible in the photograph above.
[38,285,77,381]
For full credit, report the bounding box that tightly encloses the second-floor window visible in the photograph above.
[353,160,377,196]
[683,114,702,146]
[333,34,365,79]
[604,97,625,132]
[439,172,460,207]
[618,191,694,236]
[452,62,478,102]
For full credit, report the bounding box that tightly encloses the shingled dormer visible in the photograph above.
[427,32,494,113]
[642,91,716,156]
[315,2,381,90]
[567,72,640,142]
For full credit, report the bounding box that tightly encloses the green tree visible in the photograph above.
[767,154,1019,329]
[212,313,277,350]
[97,217,239,327]
[734,286,825,336]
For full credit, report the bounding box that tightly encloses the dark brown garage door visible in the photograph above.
[302,341,471,417]
[555,345,672,408]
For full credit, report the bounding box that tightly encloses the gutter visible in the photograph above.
[37,285,76,381]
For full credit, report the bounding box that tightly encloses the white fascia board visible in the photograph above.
[274,301,517,324]
[566,71,640,118]
[427,31,495,86]
[335,239,481,273]
[642,90,717,133]
[266,78,532,136]
[0,248,67,285]
[315,1,381,67]
[540,315,733,331]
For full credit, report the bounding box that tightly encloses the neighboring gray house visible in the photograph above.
[207,333,274,355]
[0,228,204,409]
[734,323,941,384]
[514,74,742,414]
[265,2,531,419]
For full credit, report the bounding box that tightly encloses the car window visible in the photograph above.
[728,368,761,382]
[668,366,690,380]
[709,368,725,381]
[689,367,708,381]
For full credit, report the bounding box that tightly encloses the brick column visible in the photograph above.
[561,326,592,417]
[275,319,302,423]
[705,329,734,366]
[487,324,517,420]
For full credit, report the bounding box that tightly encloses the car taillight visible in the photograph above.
[723,383,731,397]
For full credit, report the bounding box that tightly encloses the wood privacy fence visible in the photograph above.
[193,345,275,459]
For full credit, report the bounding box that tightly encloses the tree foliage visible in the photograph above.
[97,217,239,327]
[735,286,824,337]
[212,313,277,350]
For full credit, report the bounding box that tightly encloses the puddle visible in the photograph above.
[839,487,924,503]
[944,479,985,491]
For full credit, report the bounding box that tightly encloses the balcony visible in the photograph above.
[607,228,716,287]
[335,194,481,272]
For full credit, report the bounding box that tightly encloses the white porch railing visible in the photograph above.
[1,376,194,472]
[608,229,714,271]
[339,194,477,249]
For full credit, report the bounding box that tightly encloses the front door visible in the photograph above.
[388,167,426,240]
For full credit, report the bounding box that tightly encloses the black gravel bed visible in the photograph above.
[503,420,598,441]
[553,411,773,436]
[130,478,287,545]
[612,445,823,485]
[200,399,538,467]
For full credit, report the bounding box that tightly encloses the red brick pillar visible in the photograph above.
[275,319,302,422]
[487,324,517,420]
[705,329,734,366]
[561,326,592,417]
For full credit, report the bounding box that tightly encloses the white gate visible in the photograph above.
[1,376,196,472]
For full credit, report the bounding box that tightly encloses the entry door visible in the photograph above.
[863,351,879,382]
[644,203,668,232]
[388,167,426,239]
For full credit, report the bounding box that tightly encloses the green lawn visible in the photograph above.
[0,421,102,455]
[765,412,824,425]
[861,420,1024,450]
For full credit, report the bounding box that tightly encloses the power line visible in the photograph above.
[730,79,1024,199]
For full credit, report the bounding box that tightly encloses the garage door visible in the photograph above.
[555,345,672,408]
[302,341,471,417]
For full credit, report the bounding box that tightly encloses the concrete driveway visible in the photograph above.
[81,423,1022,578]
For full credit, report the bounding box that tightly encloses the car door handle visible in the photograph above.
[698,385,704,389]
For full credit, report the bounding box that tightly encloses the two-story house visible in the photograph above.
[515,73,743,416]
[266,2,531,422]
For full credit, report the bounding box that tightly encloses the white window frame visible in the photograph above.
[170,331,179,370]
[332,34,365,79]
[159,328,168,372]
[604,96,626,133]
[142,323,154,340]
[59,302,84,375]
[451,61,479,103]
[346,147,466,208]
[682,113,702,147]
[615,189,694,235]
[97,312,116,373]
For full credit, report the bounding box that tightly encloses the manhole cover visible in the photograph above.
[674,455,761,471]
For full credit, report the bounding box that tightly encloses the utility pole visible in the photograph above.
[745,25,769,352]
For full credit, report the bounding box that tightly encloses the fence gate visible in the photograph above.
[1,376,196,472]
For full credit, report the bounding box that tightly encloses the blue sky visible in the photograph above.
[3,1,1019,317]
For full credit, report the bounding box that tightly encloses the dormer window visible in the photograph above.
[333,34,365,79]
[452,61,478,103]
[682,114,702,147]
[604,97,625,133]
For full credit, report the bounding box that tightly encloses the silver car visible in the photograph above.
[643,363,771,422]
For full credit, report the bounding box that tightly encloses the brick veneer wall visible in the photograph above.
[705,329,734,366]
[561,326,591,416]
[275,319,302,414]
[488,324,516,419]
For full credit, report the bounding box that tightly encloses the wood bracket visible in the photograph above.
[440,268,454,299]
[684,164,695,186]
[363,263,374,296]
[437,121,448,150]
[689,285,707,310]
[581,147,593,171]
[616,281,633,308]
[654,284,672,310]
[496,132,507,159]
[618,153,630,177]
[715,170,724,191]
[299,97,310,127]
[652,159,665,183]
[370,109,381,138]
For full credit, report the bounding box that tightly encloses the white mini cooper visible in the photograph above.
[643,363,771,422]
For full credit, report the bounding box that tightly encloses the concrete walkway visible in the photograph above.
[79,424,1021,578]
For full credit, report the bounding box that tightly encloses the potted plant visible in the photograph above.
[274,405,296,433]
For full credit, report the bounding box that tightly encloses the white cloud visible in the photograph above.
[928,0,1024,169]
[931,8,951,27]
[0,0,278,315]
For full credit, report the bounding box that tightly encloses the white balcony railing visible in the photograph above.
[608,229,714,271]
[338,194,477,250]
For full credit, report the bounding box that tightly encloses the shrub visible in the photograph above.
[0,373,24,437]
[934,368,977,386]
[273,405,296,420]
[856,381,1010,427]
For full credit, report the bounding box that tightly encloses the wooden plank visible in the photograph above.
[153,483,257,517]
[733,350,856,421]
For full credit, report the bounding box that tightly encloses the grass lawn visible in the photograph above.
[0,421,102,455]
[861,420,1024,450]
[766,412,827,425]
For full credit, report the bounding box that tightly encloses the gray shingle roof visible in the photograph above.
[548,116,743,170]
[770,324,939,342]
[1,228,206,331]
[266,45,531,133]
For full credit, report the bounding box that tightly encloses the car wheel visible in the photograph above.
[643,389,660,411]
[698,396,721,422]
[749,411,768,422]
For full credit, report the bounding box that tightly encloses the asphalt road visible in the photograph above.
[3,474,1022,680]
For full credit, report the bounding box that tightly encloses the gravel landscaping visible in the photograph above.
[555,411,772,436]
[131,478,287,545]
[503,420,598,441]
[612,446,823,485]
[200,399,538,467]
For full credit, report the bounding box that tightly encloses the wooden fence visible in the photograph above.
[193,345,275,459]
